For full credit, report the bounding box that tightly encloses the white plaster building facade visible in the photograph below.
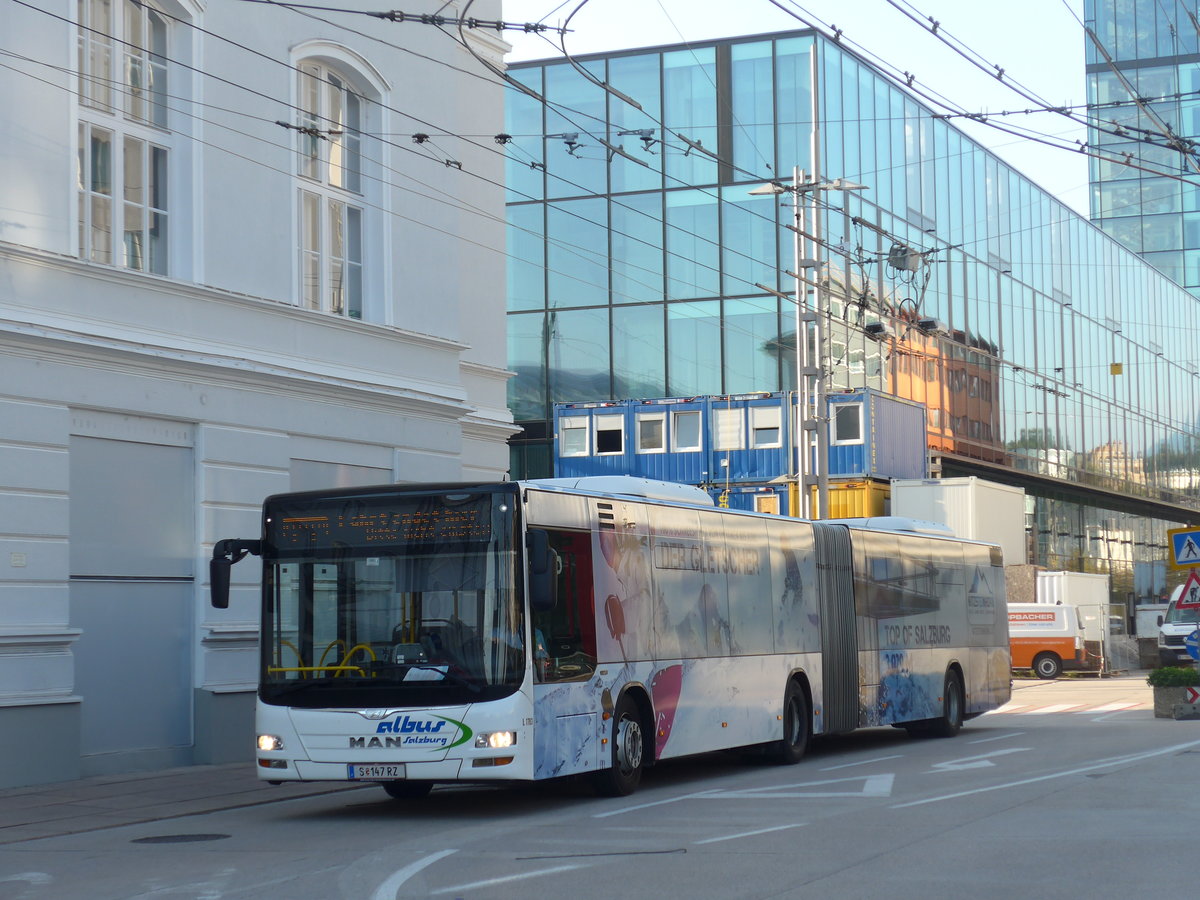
[0,0,514,787]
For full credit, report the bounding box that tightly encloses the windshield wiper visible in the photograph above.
[402,665,483,693]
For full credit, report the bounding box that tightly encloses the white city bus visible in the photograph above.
[210,477,1011,798]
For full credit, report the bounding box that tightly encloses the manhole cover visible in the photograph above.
[131,833,230,844]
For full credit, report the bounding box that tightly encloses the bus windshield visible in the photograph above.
[259,488,522,707]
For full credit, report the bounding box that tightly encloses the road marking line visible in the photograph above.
[969,732,1026,744]
[891,738,1200,809]
[928,748,1029,772]
[1021,704,1082,714]
[1079,702,1138,713]
[985,705,1028,714]
[819,754,904,771]
[371,849,458,900]
[707,773,894,799]
[431,864,587,895]
[592,789,723,818]
[694,823,806,845]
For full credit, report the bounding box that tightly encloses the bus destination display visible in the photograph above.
[268,495,493,550]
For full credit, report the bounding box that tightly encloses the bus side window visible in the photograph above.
[534,529,597,682]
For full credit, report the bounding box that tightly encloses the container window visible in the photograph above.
[636,413,665,453]
[831,402,864,445]
[713,407,744,450]
[673,410,702,451]
[754,493,780,514]
[750,405,782,448]
[560,416,590,456]
[595,416,624,455]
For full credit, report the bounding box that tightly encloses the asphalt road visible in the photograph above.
[2,675,1197,900]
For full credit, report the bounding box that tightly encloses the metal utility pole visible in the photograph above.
[751,171,865,520]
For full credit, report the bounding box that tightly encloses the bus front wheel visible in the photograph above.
[594,695,645,797]
[775,680,810,764]
[1032,652,1062,680]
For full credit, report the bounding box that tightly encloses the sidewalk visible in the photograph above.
[0,672,1159,846]
[0,762,369,845]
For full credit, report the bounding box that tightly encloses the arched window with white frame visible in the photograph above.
[76,0,175,274]
[295,58,369,319]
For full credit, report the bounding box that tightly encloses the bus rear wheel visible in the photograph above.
[593,695,645,797]
[929,670,964,738]
[382,780,433,800]
[1032,652,1062,680]
[775,680,810,764]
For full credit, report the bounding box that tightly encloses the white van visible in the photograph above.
[1158,584,1200,665]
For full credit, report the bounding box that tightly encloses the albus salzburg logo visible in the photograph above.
[349,715,471,750]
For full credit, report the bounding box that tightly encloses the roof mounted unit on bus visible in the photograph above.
[827,516,955,537]
[525,475,715,506]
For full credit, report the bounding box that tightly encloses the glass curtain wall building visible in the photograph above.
[1084,0,1200,292]
[506,29,1200,605]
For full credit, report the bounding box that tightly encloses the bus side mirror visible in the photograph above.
[526,529,558,613]
[210,539,262,609]
[1157,615,1164,627]
[211,557,232,609]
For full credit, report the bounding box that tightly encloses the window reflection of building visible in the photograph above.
[883,317,1004,465]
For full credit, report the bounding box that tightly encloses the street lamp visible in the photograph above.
[750,168,866,520]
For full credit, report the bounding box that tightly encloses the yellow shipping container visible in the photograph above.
[807,480,890,518]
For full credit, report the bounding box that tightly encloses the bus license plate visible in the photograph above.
[347,764,405,780]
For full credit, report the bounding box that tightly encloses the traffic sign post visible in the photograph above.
[1168,526,1200,570]
[1186,630,1200,663]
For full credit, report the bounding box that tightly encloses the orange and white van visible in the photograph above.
[1007,603,1084,679]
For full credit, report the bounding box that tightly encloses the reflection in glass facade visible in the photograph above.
[507,29,1200,609]
[1085,0,1200,291]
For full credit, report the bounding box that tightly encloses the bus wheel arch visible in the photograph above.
[1032,651,1062,679]
[593,686,651,797]
[775,674,812,764]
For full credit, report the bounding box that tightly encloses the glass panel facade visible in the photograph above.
[509,30,1200,601]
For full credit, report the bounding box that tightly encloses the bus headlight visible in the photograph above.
[474,731,516,749]
[257,734,284,752]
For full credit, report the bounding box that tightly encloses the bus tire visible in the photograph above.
[775,680,810,764]
[930,670,964,738]
[382,780,433,800]
[593,694,645,797]
[1032,652,1062,680]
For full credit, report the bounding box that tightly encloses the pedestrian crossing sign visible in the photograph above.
[1168,526,1200,570]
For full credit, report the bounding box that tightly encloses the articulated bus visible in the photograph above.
[210,476,1011,799]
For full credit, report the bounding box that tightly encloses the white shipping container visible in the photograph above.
[890,477,1027,566]
[1038,571,1111,642]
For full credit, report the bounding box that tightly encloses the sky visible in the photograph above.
[500,0,1092,215]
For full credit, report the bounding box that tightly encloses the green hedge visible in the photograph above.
[1147,666,1200,687]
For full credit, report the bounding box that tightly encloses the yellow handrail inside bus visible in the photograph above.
[335,643,376,676]
[318,639,345,667]
[266,665,367,676]
[281,640,306,669]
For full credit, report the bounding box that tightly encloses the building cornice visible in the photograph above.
[0,242,469,354]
